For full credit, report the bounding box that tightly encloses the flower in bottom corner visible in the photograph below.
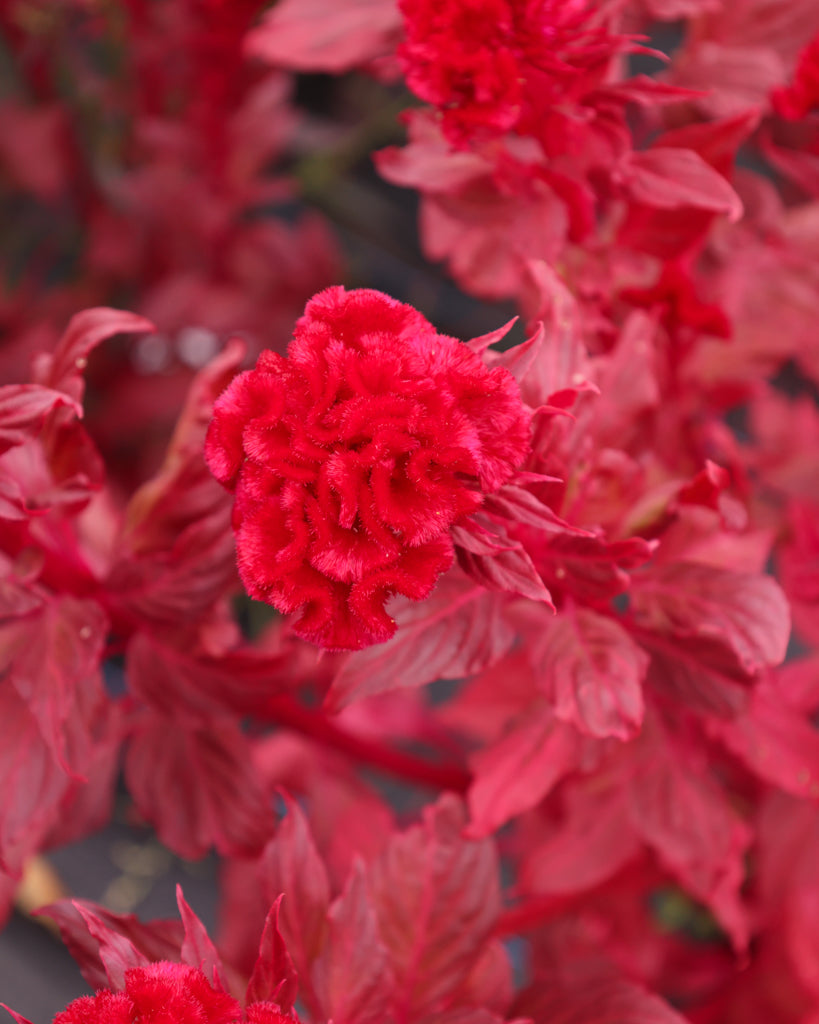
[204,286,531,651]
[53,963,243,1024]
[5,962,292,1024]
[2,889,296,1024]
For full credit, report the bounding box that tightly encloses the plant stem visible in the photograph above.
[493,893,581,937]
[265,693,472,793]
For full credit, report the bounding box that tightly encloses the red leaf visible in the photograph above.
[370,795,501,1019]
[0,686,74,874]
[125,712,275,860]
[483,485,581,534]
[257,794,331,979]
[515,964,689,1024]
[126,632,293,721]
[627,721,751,948]
[0,589,108,773]
[621,149,743,218]
[43,699,123,850]
[312,862,394,1024]
[0,579,111,872]
[711,675,819,799]
[75,903,151,989]
[418,1012,517,1024]
[630,562,791,683]
[33,308,154,404]
[109,339,245,624]
[450,519,517,556]
[468,715,580,836]
[456,941,514,1017]
[540,533,655,603]
[246,0,402,72]
[533,609,648,740]
[48,901,151,989]
[456,538,554,605]
[177,886,227,990]
[246,897,298,1010]
[520,783,641,897]
[1,1006,34,1024]
[466,318,518,356]
[326,572,515,710]
[653,111,760,178]
[40,899,184,990]
[0,384,81,455]
[516,261,596,409]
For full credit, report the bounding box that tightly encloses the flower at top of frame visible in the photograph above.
[397,0,628,147]
[205,286,531,650]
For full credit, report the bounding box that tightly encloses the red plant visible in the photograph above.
[3,2,819,1024]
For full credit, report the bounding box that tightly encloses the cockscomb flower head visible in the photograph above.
[397,0,628,147]
[205,287,530,650]
[51,962,280,1024]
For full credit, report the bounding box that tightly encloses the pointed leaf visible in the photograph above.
[246,0,401,72]
[109,338,245,624]
[516,965,689,1024]
[711,675,819,799]
[246,896,298,1010]
[0,687,73,874]
[627,723,751,948]
[327,573,515,710]
[456,538,554,605]
[312,862,394,1024]
[622,149,743,218]
[0,384,81,455]
[466,318,518,356]
[1,1007,34,1024]
[34,308,154,404]
[40,899,184,990]
[258,793,331,977]
[125,713,275,860]
[0,590,108,774]
[483,485,583,534]
[630,562,791,682]
[74,903,150,988]
[468,715,580,836]
[370,795,501,1019]
[126,632,293,722]
[177,886,227,989]
[534,609,648,740]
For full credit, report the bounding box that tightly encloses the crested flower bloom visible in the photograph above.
[397,0,629,147]
[52,962,289,1024]
[205,287,530,650]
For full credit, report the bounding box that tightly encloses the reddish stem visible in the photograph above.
[265,694,472,794]
[493,893,582,938]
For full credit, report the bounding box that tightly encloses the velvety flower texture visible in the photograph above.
[397,0,623,146]
[52,963,289,1024]
[205,287,530,650]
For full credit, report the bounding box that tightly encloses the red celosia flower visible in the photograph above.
[397,0,628,147]
[54,963,244,1024]
[205,287,530,650]
[773,31,819,120]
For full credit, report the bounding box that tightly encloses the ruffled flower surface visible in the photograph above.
[53,963,289,1024]
[397,0,626,146]
[205,287,530,650]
